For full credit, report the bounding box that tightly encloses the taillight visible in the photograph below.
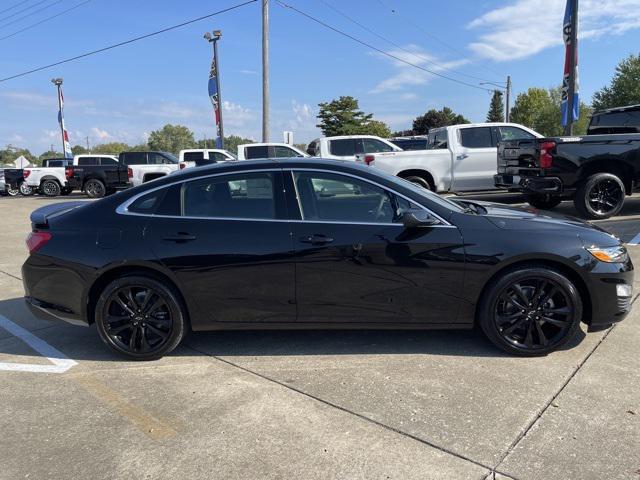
[539,141,556,169]
[23,170,31,179]
[179,163,186,170]
[127,167,133,178]
[364,154,375,166]
[65,166,74,179]
[26,231,52,254]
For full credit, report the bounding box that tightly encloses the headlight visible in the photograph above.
[586,245,629,263]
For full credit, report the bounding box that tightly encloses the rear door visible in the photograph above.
[141,169,296,329]
[451,126,497,191]
[287,169,465,324]
[327,139,360,160]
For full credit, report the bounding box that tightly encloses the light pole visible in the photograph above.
[262,0,269,142]
[51,77,66,154]
[480,76,512,122]
[204,30,224,148]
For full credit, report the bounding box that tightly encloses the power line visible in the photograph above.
[275,0,493,93]
[0,0,52,24]
[0,0,61,30]
[375,0,504,79]
[320,0,495,84]
[0,0,32,16]
[0,0,92,42]
[0,0,257,83]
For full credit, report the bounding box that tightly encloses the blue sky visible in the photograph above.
[1,0,639,154]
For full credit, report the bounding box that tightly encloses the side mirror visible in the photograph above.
[402,209,439,228]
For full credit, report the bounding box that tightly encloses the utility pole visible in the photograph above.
[204,30,224,148]
[505,75,512,123]
[563,0,579,136]
[50,144,54,153]
[262,0,269,142]
[85,136,90,152]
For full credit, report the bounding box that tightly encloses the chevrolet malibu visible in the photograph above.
[22,159,634,360]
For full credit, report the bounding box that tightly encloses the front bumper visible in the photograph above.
[585,262,634,329]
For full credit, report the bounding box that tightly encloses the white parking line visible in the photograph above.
[628,232,640,245]
[0,315,77,373]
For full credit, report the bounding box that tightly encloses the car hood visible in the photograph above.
[468,201,619,245]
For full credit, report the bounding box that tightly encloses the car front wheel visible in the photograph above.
[478,266,582,356]
[95,276,187,360]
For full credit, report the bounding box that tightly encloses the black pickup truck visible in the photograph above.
[67,155,129,198]
[494,104,640,219]
[1,168,25,196]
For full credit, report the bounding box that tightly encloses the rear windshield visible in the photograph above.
[588,109,640,134]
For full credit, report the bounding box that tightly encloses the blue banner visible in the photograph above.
[208,56,222,148]
[561,0,579,127]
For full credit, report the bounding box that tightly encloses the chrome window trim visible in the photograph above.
[115,166,454,228]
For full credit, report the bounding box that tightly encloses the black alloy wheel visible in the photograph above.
[41,180,61,197]
[95,276,186,360]
[479,267,581,355]
[85,179,106,198]
[574,173,625,219]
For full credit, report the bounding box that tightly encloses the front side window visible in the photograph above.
[245,145,269,159]
[293,171,413,224]
[274,146,302,158]
[182,172,276,219]
[212,152,228,162]
[362,138,395,153]
[306,141,319,156]
[427,130,448,149]
[459,127,493,149]
[329,139,356,156]
[100,157,117,165]
[499,126,535,141]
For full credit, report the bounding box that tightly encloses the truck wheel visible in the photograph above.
[41,180,61,197]
[574,173,625,220]
[524,194,562,210]
[19,183,34,196]
[404,175,434,191]
[6,186,20,196]
[60,187,72,196]
[85,179,106,198]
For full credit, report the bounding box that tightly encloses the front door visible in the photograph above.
[288,170,466,324]
[143,170,296,330]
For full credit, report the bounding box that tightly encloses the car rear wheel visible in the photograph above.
[524,194,562,210]
[41,179,61,197]
[6,186,19,196]
[19,183,34,196]
[574,173,625,219]
[85,179,106,198]
[478,266,582,356]
[95,276,187,360]
[403,175,434,191]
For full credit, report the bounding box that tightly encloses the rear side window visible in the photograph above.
[244,146,269,159]
[390,139,429,151]
[127,188,167,214]
[589,110,640,134]
[182,172,276,219]
[460,127,493,148]
[78,157,99,166]
[329,139,357,156]
[306,141,319,156]
[183,152,205,162]
[123,152,147,165]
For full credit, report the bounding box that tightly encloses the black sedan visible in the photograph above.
[23,159,634,360]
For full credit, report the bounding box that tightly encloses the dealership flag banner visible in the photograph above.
[208,54,223,149]
[57,87,72,158]
[561,0,580,127]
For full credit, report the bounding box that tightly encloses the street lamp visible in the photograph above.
[204,30,224,148]
[50,78,66,155]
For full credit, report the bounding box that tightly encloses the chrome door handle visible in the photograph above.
[300,235,334,245]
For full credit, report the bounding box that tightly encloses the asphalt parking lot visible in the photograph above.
[1,193,639,480]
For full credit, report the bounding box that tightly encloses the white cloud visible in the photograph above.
[91,127,111,140]
[369,44,470,93]
[468,0,640,62]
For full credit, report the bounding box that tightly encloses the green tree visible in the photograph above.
[0,146,37,165]
[128,143,150,152]
[38,150,62,162]
[412,107,469,135]
[592,53,640,111]
[487,90,505,122]
[71,145,87,155]
[147,124,195,154]
[316,96,390,136]
[196,135,252,154]
[91,142,132,154]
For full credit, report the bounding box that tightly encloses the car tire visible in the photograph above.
[41,179,61,197]
[478,266,582,356]
[19,183,34,196]
[524,194,562,210]
[404,175,434,191]
[6,186,19,196]
[95,275,187,360]
[84,179,106,198]
[574,173,625,220]
[60,187,72,196]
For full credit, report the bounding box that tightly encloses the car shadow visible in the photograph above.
[0,297,587,362]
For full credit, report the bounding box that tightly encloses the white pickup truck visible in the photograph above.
[358,123,542,192]
[119,151,180,187]
[237,143,309,160]
[178,149,237,169]
[306,135,402,160]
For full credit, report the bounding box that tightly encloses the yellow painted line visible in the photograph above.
[72,374,177,440]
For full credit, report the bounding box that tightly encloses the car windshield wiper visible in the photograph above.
[455,200,487,215]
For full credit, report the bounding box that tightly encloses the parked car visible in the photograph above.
[23,158,633,360]
[119,151,180,187]
[307,135,401,161]
[67,155,129,198]
[178,148,236,169]
[237,143,308,160]
[360,123,542,192]
[494,105,640,219]
[0,168,23,196]
[388,136,430,151]
[23,158,74,197]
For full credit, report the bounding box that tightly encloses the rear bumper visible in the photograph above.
[25,296,89,327]
[494,174,569,195]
